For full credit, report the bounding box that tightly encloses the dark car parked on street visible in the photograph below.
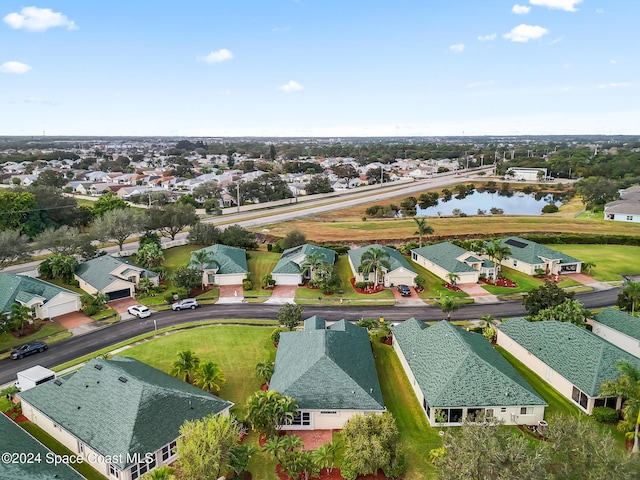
[11,341,48,360]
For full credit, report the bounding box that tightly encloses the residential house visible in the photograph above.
[75,255,159,300]
[393,319,546,426]
[505,167,548,181]
[411,242,497,284]
[497,317,640,413]
[591,307,640,358]
[19,357,233,480]
[498,236,582,276]
[271,244,337,286]
[348,244,417,287]
[67,180,94,194]
[188,244,248,286]
[0,414,84,480]
[269,316,385,430]
[604,185,640,223]
[0,274,81,319]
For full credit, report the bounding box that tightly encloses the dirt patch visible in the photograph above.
[280,429,333,450]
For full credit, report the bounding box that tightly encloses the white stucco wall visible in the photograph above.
[591,322,640,359]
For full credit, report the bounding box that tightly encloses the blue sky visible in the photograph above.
[1,1,637,137]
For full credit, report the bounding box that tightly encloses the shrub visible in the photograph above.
[242,279,253,290]
[323,244,350,255]
[542,203,559,214]
[270,327,287,345]
[591,406,618,423]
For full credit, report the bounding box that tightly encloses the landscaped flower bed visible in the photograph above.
[350,278,384,294]
[480,277,518,288]
[443,282,462,292]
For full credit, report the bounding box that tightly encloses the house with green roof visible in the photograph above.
[19,357,232,480]
[74,255,159,300]
[0,273,81,319]
[348,244,417,287]
[188,244,248,286]
[392,318,546,426]
[270,244,337,286]
[497,317,640,413]
[411,242,497,284]
[269,316,385,430]
[498,236,583,276]
[591,308,640,359]
[0,414,86,480]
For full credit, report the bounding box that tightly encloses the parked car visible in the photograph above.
[397,284,412,297]
[127,305,151,318]
[11,341,48,360]
[172,298,199,311]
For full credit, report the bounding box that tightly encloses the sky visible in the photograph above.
[0,0,638,137]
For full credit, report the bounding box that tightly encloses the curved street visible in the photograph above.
[0,287,619,386]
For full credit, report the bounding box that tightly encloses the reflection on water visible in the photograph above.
[416,191,563,217]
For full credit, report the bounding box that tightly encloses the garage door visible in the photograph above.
[45,300,78,319]
[107,289,131,300]
[273,274,301,286]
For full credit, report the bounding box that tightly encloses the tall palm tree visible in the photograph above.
[484,239,511,275]
[171,350,200,384]
[194,361,226,394]
[600,361,640,453]
[300,251,328,281]
[357,247,391,289]
[622,281,640,316]
[479,314,497,328]
[191,249,213,273]
[414,218,434,248]
[245,390,298,438]
[10,303,32,336]
[439,296,459,322]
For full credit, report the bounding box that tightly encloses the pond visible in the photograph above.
[416,191,563,217]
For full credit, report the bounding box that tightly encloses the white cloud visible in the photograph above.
[598,82,631,89]
[24,96,57,105]
[198,49,234,63]
[0,61,32,74]
[3,7,77,32]
[477,33,497,41]
[529,0,582,12]
[610,59,617,64]
[278,80,303,93]
[503,24,549,42]
[596,8,605,14]
[272,26,291,32]
[449,44,465,53]
[512,4,531,14]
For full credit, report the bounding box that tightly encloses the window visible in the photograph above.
[161,440,177,462]
[109,464,120,478]
[291,412,311,426]
[130,457,157,480]
[485,408,494,419]
[520,407,533,415]
[572,386,588,410]
[500,407,507,413]
[627,216,634,221]
[594,397,617,409]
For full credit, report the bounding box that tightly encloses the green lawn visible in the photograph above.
[546,244,640,281]
[481,266,545,294]
[0,322,65,353]
[407,258,469,299]
[243,250,281,300]
[44,277,89,295]
[372,340,442,480]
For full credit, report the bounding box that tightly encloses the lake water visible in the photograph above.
[416,191,562,217]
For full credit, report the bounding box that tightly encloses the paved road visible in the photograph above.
[0,287,619,386]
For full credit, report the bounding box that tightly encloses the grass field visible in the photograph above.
[545,244,640,281]
[407,258,469,298]
[242,249,281,300]
[0,322,65,352]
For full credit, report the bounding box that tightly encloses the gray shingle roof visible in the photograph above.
[188,244,248,274]
[393,318,546,408]
[269,317,385,411]
[348,244,416,274]
[412,242,481,274]
[0,274,79,314]
[75,256,158,291]
[0,414,85,480]
[498,318,640,396]
[594,307,640,340]
[272,244,336,275]
[19,357,232,469]
[501,236,581,266]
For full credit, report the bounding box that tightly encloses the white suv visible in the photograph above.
[127,305,151,318]
[172,298,199,311]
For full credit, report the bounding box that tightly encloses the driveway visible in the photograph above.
[391,286,426,306]
[264,285,297,304]
[54,311,94,330]
[217,285,244,304]
[457,283,500,304]
[563,273,614,291]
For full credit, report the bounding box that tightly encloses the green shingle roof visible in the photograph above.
[0,274,79,314]
[594,307,640,341]
[412,242,480,274]
[19,357,232,470]
[188,244,248,274]
[272,244,336,275]
[393,319,545,408]
[348,244,416,274]
[501,236,581,266]
[0,414,85,480]
[498,318,640,397]
[75,256,158,291]
[269,317,385,411]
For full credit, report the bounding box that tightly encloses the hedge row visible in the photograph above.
[522,234,640,246]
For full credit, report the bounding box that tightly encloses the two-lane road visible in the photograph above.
[0,287,619,386]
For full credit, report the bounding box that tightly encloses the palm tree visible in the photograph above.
[357,247,391,289]
[484,239,511,275]
[191,249,213,273]
[622,281,640,316]
[414,218,434,248]
[171,350,200,384]
[141,466,176,480]
[312,441,338,473]
[245,390,298,438]
[439,296,459,322]
[263,435,286,463]
[49,254,79,284]
[600,361,640,453]
[194,361,226,394]
[228,443,258,478]
[582,261,596,275]
[479,314,497,328]
[10,303,32,336]
[301,251,328,281]
[256,361,275,386]
[446,272,460,287]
